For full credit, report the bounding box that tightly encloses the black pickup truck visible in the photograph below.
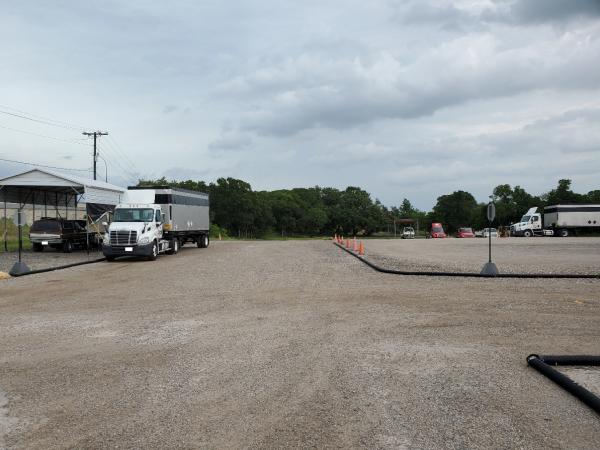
[29,218,89,253]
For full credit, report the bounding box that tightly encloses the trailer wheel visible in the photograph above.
[523,230,532,237]
[559,229,569,237]
[198,235,209,248]
[148,241,158,261]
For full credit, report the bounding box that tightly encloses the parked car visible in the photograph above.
[456,227,475,238]
[474,229,484,238]
[429,222,447,238]
[29,218,88,253]
[482,227,498,238]
[401,226,415,239]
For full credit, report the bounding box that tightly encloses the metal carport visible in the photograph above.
[0,167,125,217]
[0,168,125,274]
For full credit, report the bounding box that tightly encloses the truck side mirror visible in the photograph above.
[102,222,108,227]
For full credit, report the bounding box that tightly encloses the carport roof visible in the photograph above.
[0,167,125,206]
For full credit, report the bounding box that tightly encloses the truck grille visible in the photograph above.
[110,230,137,245]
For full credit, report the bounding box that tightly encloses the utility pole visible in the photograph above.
[82,131,108,180]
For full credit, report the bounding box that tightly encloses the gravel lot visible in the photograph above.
[363,237,600,275]
[0,248,104,274]
[0,240,599,449]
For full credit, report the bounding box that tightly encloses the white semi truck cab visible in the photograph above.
[512,205,600,237]
[103,203,168,261]
[102,186,210,261]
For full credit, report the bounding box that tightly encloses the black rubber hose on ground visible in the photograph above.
[526,354,600,414]
[333,242,600,279]
[8,258,106,277]
[540,355,600,366]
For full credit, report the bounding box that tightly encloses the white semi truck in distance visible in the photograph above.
[511,204,600,237]
[102,186,210,261]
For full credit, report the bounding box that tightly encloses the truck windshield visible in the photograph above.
[521,215,530,222]
[432,226,443,232]
[113,208,154,222]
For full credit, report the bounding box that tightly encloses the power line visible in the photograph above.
[102,136,138,174]
[0,104,88,131]
[97,141,138,180]
[106,135,138,171]
[0,157,92,172]
[0,123,92,146]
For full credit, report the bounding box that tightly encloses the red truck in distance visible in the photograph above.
[430,223,447,238]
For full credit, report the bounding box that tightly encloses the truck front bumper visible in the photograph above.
[102,242,154,258]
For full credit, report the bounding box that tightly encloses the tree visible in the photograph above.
[543,179,585,205]
[432,190,478,233]
[399,198,414,217]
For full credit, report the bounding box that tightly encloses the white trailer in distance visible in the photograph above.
[102,186,209,261]
[511,204,600,237]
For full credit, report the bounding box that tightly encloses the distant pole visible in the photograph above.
[83,131,108,180]
[481,196,498,276]
[488,215,492,263]
[3,200,7,251]
[17,210,22,263]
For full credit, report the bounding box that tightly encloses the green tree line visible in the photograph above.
[137,178,599,237]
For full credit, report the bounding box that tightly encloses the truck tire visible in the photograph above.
[106,256,115,262]
[32,243,43,252]
[559,229,569,237]
[148,241,158,261]
[166,238,179,255]
[523,230,532,237]
[62,240,73,253]
[198,235,209,248]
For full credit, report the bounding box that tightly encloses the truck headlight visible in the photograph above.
[138,236,150,244]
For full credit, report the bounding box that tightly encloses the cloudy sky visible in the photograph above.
[1,0,599,209]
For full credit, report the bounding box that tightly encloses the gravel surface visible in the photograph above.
[0,248,104,273]
[362,237,600,275]
[0,240,599,449]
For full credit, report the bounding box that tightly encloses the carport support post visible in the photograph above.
[9,210,31,276]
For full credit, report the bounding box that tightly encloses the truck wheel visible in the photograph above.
[33,243,44,252]
[559,229,569,237]
[523,230,532,238]
[148,241,158,261]
[147,241,158,261]
[106,256,115,262]
[63,240,73,253]
[166,238,179,255]
[197,235,209,248]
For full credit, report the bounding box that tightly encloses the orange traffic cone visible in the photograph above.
[359,242,364,255]
[346,239,351,248]
[353,238,358,252]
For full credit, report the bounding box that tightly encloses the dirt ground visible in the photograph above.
[0,240,599,449]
